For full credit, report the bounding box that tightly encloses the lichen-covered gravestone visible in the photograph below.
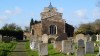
[53,41,62,52]
[76,48,85,56]
[85,41,94,54]
[62,40,73,54]
[38,43,48,56]
[42,34,48,43]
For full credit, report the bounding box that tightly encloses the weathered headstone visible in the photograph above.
[76,48,85,56]
[85,41,94,54]
[53,41,62,52]
[38,43,48,56]
[42,34,48,43]
[62,40,73,54]
[0,35,2,42]
[78,39,84,48]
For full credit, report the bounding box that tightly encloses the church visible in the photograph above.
[30,3,74,41]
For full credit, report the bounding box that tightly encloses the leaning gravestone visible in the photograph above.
[38,43,48,56]
[85,41,94,54]
[62,40,73,54]
[0,35,2,42]
[42,34,48,43]
[76,48,85,56]
[53,41,62,52]
[78,39,85,48]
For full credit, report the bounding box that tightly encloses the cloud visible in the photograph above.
[0,7,22,23]
[75,9,87,19]
[58,8,64,13]
[4,7,22,16]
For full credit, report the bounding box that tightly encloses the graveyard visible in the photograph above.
[0,0,100,56]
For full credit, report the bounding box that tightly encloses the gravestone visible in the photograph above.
[42,34,48,43]
[62,40,74,54]
[75,34,86,43]
[78,39,84,48]
[96,34,100,41]
[0,35,2,42]
[30,41,38,50]
[76,48,85,56]
[2,36,11,42]
[38,43,48,56]
[85,41,94,54]
[53,41,62,52]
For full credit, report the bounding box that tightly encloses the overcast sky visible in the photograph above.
[0,0,100,29]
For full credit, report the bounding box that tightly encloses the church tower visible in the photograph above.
[41,3,65,36]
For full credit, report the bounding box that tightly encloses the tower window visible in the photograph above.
[32,30,34,35]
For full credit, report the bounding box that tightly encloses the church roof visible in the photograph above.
[48,2,53,9]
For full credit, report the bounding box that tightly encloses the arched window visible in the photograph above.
[50,25,57,35]
[32,30,34,35]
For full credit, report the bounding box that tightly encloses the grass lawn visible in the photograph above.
[0,41,17,56]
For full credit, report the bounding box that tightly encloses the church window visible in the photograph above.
[50,25,57,35]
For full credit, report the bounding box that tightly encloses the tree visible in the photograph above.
[1,23,22,31]
[75,19,100,35]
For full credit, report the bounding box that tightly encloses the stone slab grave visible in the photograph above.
[0,35,2,42]
[42,34,48,43]
[76,48,85,56]
[85,41,94,54]
[78,39,85,48]
[62,40,74,54]
[38,43,48,56]
[53,41,62,52]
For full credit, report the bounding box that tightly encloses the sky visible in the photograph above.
[0,0,100,29]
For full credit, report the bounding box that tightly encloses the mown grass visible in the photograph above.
[0,41,17,56]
